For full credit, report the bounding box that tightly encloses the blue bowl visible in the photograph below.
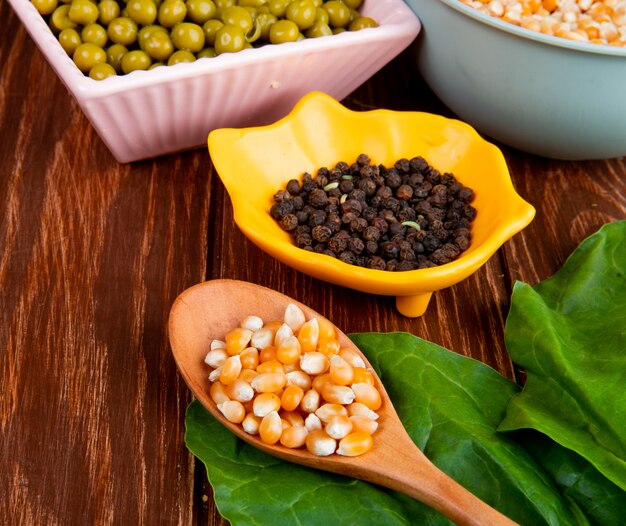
[405,0,626,160]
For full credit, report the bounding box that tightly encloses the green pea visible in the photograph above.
[314,6,328,24]
[170,22,205,51]
[138,25,168,49]
[167,49,196,64]
[202,18,224,46]
[97,0,120,25]
[214,24,245,54]
[304,20,331,37]
[149,61,165,69]
[58,27,82,55]
[268,19,298,43]
[121,49,152,73]
[221,6,253,33]
[268,0,289,18]
[238,0,266,6]
[348,16,377,31]
[68,0,100,25]
[197,46,216,58]
[106,43,128,72]
[89,62,117,79]
[255,12,276,40]
[213,0,235,8]
[50,5,77,31]
[143,31,174,60]
[32,0,58,15]
[341,0,361,8]
[126,0,158,25]
[73,42,106,72]
[185,0,216,24]
[310,0,322,6]
[285,0,316,30]
[81,23,108,47]
[157,0,187,27]
[107,17,138,45]
[322,0,350,28]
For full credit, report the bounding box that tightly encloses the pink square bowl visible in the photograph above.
[8,0,421,163]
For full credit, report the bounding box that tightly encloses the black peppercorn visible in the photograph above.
[270,153,476,271]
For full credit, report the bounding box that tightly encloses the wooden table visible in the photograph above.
[2,4,626,523]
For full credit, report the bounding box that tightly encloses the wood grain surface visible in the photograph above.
[1,3,625,525]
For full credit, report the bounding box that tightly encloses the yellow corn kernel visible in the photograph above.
[204,347,228,368]
[352,382,382,411]
[226,379,255,402]
[311,373,333,393]
[208,365,223,383]
[241,315,264,331]
[225,327,253,355]
[251,372,287,393]
[274,323,294,347]
[242,412,261,434]
[300,388,321,413]
[305,430,337,456]
[347,402,379,420]
[209,381,230,405]
[317,338,341,357]
[276,335,302,365]
[250,326,274,350]
[316,316,336,341]
[297,318,319,353]
[259,346,278,363]
[253,392,281,417]
[300,351,329,375]
[280,418,291,431]
[304,412,323,431]
[280,410,305,427]
[284,303,306,332]
[220,355,242,385]
[321,384,356,405]
[256,360,286,375]
[325,414,353,439]
[238,368,259,383]
[280,425,308,448]
[352,367,375,386]
[315,403,348,423]
[259,411,283,444]
[336,431,373,457]
[210,339,226,350]
[349,415,379,435]
[338,347,366,368]
[329,355,354,386]
[281,384,304,412]
[239,347,260,370]
[217,400,246,423]
[286,370,312,390]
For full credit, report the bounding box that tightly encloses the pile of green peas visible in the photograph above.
[31,0,378,80]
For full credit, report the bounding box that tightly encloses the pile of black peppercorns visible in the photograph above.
[270,154,476,271]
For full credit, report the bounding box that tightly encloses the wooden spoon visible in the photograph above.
[168,279,518,526]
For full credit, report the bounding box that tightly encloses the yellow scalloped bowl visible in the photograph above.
[208,92,535,317]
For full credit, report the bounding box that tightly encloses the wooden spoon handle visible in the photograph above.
[357,431,519,526]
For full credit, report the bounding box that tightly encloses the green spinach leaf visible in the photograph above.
[499,221,626,491]
[185,333,583,525]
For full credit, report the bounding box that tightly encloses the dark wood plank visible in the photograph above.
[0,7,212,525]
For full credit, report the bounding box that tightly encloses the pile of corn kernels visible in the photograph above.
[459,0,626,46]
[204,303,381,457]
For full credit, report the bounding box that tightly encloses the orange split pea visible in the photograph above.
[203,303,383,457]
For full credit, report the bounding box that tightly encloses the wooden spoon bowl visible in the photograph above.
[168,279,518,526]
